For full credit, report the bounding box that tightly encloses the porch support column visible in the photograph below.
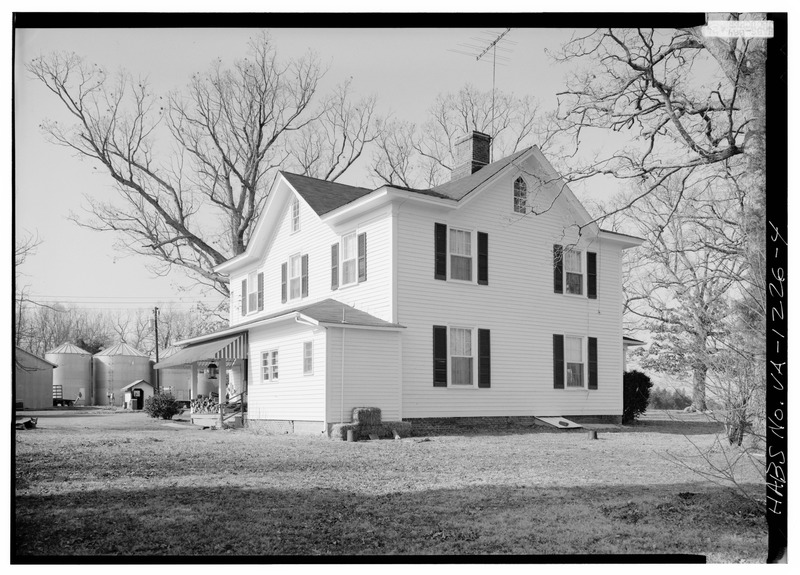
[190,362,198,411]
[218,362,227,429]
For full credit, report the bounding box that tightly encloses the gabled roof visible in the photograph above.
[280,172,374,216]
[120,380,153,391]
[425,147,532,201]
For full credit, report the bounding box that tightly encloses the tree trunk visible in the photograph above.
[692,363,708,412]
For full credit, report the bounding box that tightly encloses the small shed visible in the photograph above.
[121,380,154,410]
[15,348,58,410]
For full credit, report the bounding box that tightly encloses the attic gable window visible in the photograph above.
[513,177,527,214]
[291,197,300,233]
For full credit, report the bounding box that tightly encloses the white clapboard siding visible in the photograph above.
[247,322,327,422]
[229,189,394,326]
[396,162,626,418]
[325,327,402,423]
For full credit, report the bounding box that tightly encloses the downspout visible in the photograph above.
[340,307,346,424]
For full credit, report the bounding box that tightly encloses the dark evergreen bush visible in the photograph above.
[144,392,180,420]
[623,370,653,424]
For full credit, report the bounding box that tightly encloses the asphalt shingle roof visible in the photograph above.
[280,146,533,216]
[281,172,373,215]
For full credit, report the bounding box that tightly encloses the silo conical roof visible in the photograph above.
[94,342,150,357]
[46,342,92,355]
[158,345,184,360]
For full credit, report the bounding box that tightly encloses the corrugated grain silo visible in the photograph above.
[93,343,153,407]
[157,345,192,402]
[46,342,93,405]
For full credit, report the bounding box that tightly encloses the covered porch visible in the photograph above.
[154,332,249,428]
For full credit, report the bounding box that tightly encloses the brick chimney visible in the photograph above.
[450,131,492,181]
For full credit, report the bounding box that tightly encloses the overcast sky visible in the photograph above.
[14,24,581,313]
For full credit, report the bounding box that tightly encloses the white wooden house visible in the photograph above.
[156,132,642,434]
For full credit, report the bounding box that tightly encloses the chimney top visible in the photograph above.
[450,131,492,182]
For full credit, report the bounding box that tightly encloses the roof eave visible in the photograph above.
[176,312,301,346]
[598,229,645,249]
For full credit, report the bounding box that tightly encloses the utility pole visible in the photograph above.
[153,306,160,393]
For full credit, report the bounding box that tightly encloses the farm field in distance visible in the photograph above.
[14,408,766,561]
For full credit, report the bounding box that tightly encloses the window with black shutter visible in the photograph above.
[478,329,491,388]
[432,325,448,387]
[241,279,247,315]
[553,334,564,389]
[553,245,563,294]
[588,337,598,389]
[587,252,597,299]
[434,223,447,280]
[477,232,488,285]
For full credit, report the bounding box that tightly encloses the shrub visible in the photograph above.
[144,392,180,420]
[623,370,653,424]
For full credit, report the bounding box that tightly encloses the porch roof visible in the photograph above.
[153,333,248,370]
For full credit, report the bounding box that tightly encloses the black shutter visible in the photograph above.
[301,254,309,298]
[588,337,598,390]
[587,252,597,299]
[281,263,287,304]
[241,279,247,315]
[358,232,367,282]
[478,328,491,388]
[434,223,447,280]
[553,334,564,389]
[477,232,489,285]
[433,325,448,387]
[553,245,563,294]
[331,243,339,290]
[257,272,264,311]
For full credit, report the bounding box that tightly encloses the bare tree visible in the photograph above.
[370,83,543,188]
[625,174,746,411]
[27,33,375,299]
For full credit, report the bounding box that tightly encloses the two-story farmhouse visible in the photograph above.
[156,132,642,434]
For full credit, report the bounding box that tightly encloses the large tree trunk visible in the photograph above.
[692,363,708,412]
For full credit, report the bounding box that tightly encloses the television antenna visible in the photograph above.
[448,28,515,161]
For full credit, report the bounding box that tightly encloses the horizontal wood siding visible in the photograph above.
[325,328,402,423]
[229,192,394,326]
[247,322,326,422]
[396,158,625,418]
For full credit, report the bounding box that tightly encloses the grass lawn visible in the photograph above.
[14,409,766,561]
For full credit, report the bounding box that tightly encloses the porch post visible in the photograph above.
[190,362,198,411]
[218,362,227,429]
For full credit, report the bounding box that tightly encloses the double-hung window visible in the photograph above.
[289,254,302,300]
[291,198,300,233]
[262,350,279,382]
[449,228,472,281]
[564,336,584,388]
[450,327,473,386]
[247,271,259,311]
[341,233,358,286]
[564,250,583,295]
[513,177,528,214]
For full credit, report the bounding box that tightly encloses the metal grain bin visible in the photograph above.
[46,342,93,406]
[157,346,191,403]
[93,343,153,407]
